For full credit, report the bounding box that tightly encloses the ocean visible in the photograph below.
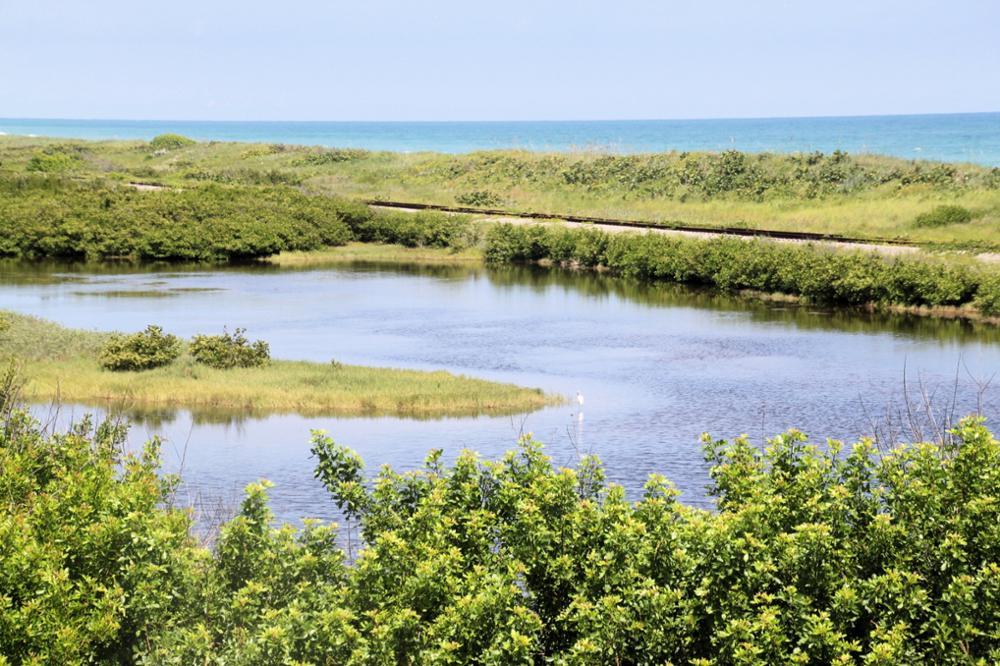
[1,113,998,165]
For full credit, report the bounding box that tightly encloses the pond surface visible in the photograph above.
[4,260,1000,525]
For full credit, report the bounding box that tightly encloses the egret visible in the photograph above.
[576,391,584,407]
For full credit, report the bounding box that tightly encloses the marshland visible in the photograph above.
[3,131,1000,663]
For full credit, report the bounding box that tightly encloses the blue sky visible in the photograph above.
[1,0,998,121]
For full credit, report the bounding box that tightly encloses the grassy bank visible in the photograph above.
[4,372,1000,663]
[0,311,554,417]
[2,134,998,248]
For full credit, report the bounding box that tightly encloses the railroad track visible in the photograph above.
[365,199,916,248]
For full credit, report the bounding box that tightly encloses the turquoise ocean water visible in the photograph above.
[1,113,998,165]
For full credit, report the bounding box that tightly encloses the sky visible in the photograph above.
[1,0,998,121]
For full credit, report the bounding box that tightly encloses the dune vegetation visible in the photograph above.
[0,311,555,418]
[4,159,1000,321]
[1,134,998,248]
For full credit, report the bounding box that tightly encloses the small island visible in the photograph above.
[0,311,557,418]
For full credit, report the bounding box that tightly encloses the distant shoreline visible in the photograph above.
[2,112,998,165]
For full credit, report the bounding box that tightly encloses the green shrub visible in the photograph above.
[99,325,181,371]
[975,271,1000,316]
[0,176,358,261]
[455,189,502,207]
[190,327,270,369]
[349,210,476,249]
[3,365,1000,662]
[0,373,194,663]
[484,223,1000,312]
[146,419,1000,663]
[26,150,80,173]
[913,204,974,227]
[148,133,196,151]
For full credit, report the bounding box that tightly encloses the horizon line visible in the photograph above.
[2,110,999,125]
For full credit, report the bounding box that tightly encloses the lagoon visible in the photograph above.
[5,260,1000,525]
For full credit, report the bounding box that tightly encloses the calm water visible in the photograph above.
[2,114,999,165]
[5,261,1000,525]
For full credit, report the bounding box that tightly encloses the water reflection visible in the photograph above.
[5,257,996,345]
[5,258,1000,527]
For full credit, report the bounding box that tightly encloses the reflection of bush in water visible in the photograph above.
[484,264,1000,344]
[114,404,266,429]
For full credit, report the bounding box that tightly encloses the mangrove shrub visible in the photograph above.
[484,223,1000,313]
[0,175,357,261]
[99,325,181,371]
[190,327,271,369]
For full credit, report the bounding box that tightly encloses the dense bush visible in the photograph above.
[0,370,195,664]
[26,149,82,173]
[485,223,1000,312]
[190,327,270,369]
[913,204,975,227]
[975,271,1000,316]
[347,209,479,249]
[0,175,359,261]
[148,133,196,151]
[5,360,999,663]
[455,189,502,207]
[99,325,181,371]
[0,174,478,262]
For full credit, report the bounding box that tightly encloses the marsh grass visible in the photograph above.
[0,311,556,417]
[267,242,484,267]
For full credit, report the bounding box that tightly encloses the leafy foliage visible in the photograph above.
[2,368,1000,663]
[26,149,83,173]
[190,327,271,369]
[484,223,1000,313]
[148,133,196,151]
[347,210,480,249]
[0,175,358,261]
[455,189,502,207]
[99,325,181,371]
[0,372,195,664]
[913,204,975,227]
[0,174,478,262]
